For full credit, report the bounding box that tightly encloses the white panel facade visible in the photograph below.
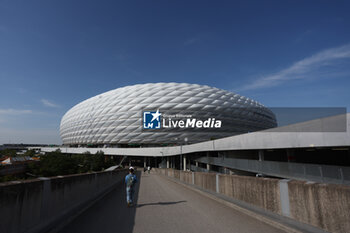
[60,83,277,145]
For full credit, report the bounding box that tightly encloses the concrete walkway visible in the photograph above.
[59,171,287,233]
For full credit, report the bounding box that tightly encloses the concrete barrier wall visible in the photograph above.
[158,169,166,176]
[219,174,281,214]
[179,171,192,184]
[174,169,180,179]
[154,168,350,233]
[0,179,44,233]
[0,170,126,233]
[167,169,174,178]
[288,180,350,233]
[194,172,216,192]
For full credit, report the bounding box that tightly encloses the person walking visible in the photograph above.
[147,166,151,174]
[125,167,138,207]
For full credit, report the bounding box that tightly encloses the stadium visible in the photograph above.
[60,83,277,146]
[44,82,349,185]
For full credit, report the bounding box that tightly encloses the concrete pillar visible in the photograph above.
[206,151,211,171]
[167,157,169,168]
[259,150,264,161]
[144,157,147,168]
[206,163,211,171]
[183,155,187,171]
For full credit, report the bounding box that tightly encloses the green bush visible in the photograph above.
[28,150,116,177]
[28,150,77,176]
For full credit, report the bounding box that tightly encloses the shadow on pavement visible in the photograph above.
[136,200,186,208]
[58,171,141,233]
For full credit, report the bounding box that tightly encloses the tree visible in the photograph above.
[24,149,35,157]
[27,150,117,177]
[28,150,77,176]
[71,152,91,173]
[0,149,17,157]
[90,151,105,171]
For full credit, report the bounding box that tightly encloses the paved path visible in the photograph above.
[59,172,287,233]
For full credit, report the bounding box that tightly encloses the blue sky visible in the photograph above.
[1,0,350,144]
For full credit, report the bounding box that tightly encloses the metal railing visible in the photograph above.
[195,156,350,185]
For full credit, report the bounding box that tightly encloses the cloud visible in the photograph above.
[0,109,33,115]
[239,43,350,91]
[41,99,60,108]
[0,109,34,124]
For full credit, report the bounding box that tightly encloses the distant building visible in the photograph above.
[0,156,34,165]
[60,83,276,146]
[0,156,38,176]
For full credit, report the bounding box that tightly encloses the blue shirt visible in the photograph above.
[125,173,138,187]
